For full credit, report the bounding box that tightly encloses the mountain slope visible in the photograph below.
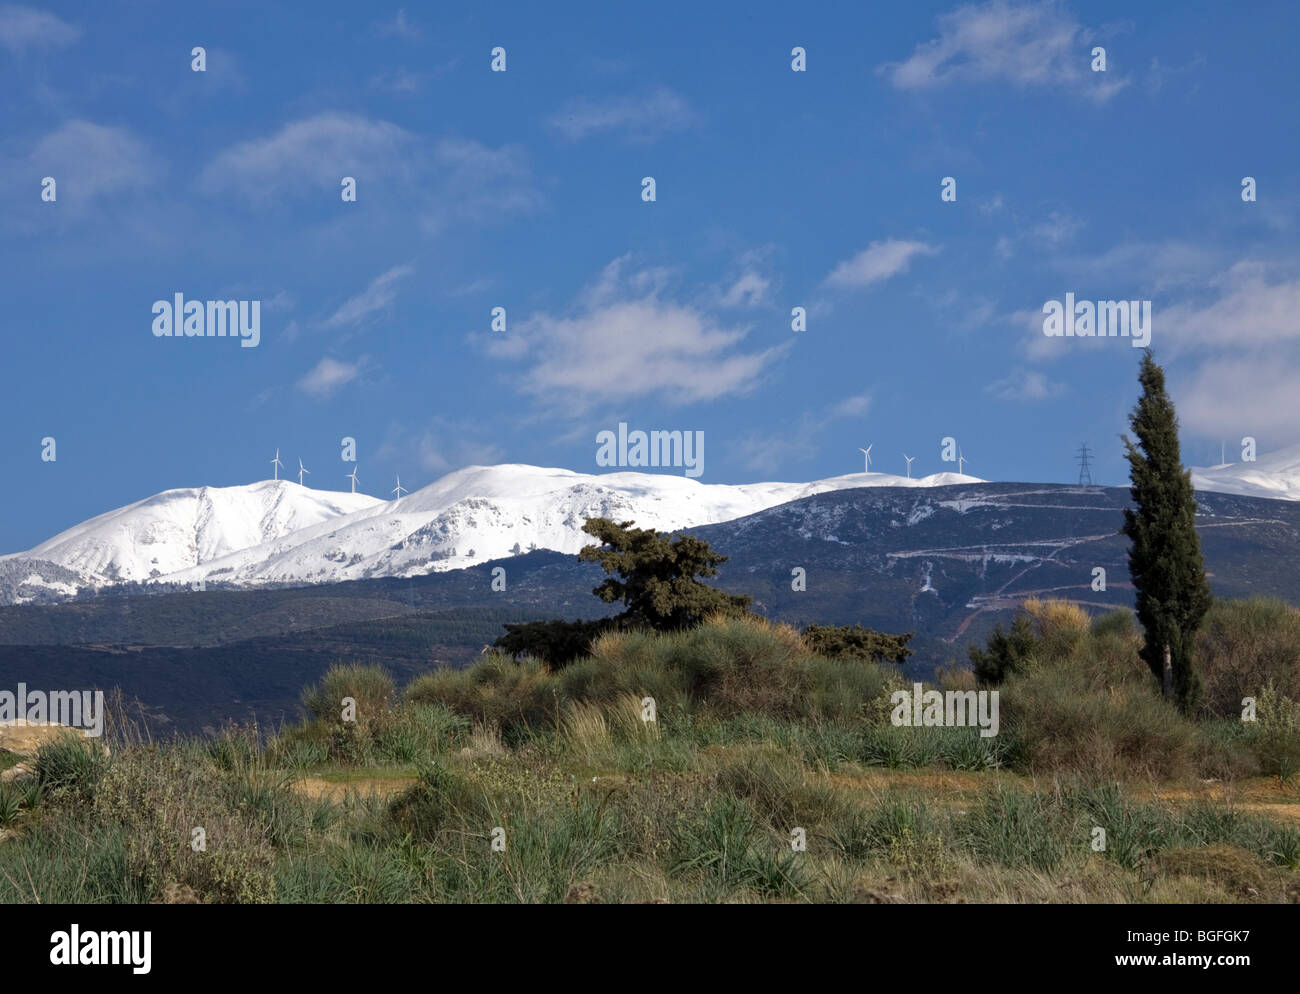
[0,465,982,601]
[5,481,1300,732]
[1,481,382,591]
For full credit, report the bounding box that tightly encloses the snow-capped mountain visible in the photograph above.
[1191,443,1300,501]
[0,464,981,601]
[1,481,382,597]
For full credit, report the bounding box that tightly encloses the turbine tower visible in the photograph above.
[270,448,284,481]
[903,454,915,479]
[958,450,969,475]
[392,475,409,499]
[858,445,873,473]
[298,458,310,487]
[346,466,360,494]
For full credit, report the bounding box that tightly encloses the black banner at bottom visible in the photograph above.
[2,903,1287,982]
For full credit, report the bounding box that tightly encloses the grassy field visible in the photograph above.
[1,601,1298,904]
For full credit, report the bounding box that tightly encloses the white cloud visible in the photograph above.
[198,114,541,230]
[1177,356,1300,439]
[547,88,698,143]
[737,393,872,473]
[1155,260,1300,435]
[25,121,158,209]
[199,113,414,200]
[325,264,414,329]
[1031,210,1084,247]
[376,416,503,474]
[1158,262,1300,351]
[1051,239,1221,292]
[483,256,788,409]
[298,356,367,398]
[369,67,428,94]
[423,138,543,232]
[0,4,78,52]
[720,271,770,308]
[985,367,1064,402]
[824,239,938,289]
[832,393,872,418]
[878,0,1128,103]
[372,9,420,40]
[1013,255,1300,437]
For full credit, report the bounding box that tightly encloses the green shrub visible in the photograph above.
[405,656,558,743]
[1196,598,1300,718]
[968,614,1039,685]
[1252,684,1300,780]
[494,618,617,668]
[1001,664,1198,780]
[93,746,278,903]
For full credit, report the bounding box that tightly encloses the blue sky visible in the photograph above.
[3,0,1299,552]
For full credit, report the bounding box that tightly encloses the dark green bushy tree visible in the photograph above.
[494,519,752,664]
[494,618,616,668]
[497,520,913,668]
[1120,350,1212,712]
[802,624,913,664]
[577,518,753,630]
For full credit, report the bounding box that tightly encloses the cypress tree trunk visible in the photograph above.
[1162,643,1172,699]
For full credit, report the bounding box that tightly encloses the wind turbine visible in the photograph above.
[858,445,873,473]
[392,475,409,499]
[903,454,915,479]
[298,458,310,487]
[958,450,969,475]
[346,466,360,494]
[270,448,284,481]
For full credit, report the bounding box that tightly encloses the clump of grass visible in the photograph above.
[1064,780,1174,869]
[1154,844,1268,898]
[34,734,110,805]
[829,794,946,866]
[959,784,1073,871]
[669,794,806,898]
[0,782,22,827]
[713,749,845,832]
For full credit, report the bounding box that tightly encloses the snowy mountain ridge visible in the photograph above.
[0,464,979,602]
[5,444,1297,607]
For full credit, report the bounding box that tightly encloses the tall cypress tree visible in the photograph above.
[1120,350,1212,712]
